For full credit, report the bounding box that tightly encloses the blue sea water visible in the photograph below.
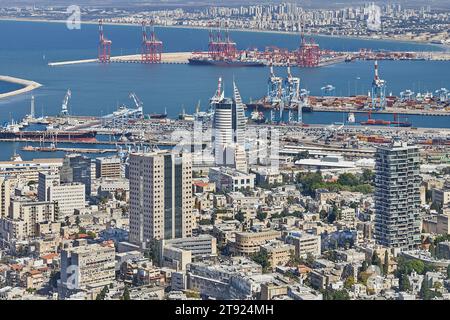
[0,20,448,160]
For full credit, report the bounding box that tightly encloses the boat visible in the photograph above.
[0,129,97,141]
[347,113,355,123]
[149,107,168,119]
[360,112,412,127]
[188,57,265,67]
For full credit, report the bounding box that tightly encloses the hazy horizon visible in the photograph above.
[1,0,449,10]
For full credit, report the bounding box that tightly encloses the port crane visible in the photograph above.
[60,89,71,116]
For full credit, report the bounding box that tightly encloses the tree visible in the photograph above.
[64,216,71,227]
[371,252,382,271]
[75,216,81,226]
[399,274,411,292]
[361,169,374,183]
[446,265,450,279]
[383,250,389,275]
[360,261,368,272]
[419,278,431,300]
[251,250,270,272]
[344,276,355,289]
[429,243,436,258]
[121,286,131,300]
[256,210,268,222]
[96,285,109,300]
[338,173,359,187]
[235,211,245,223]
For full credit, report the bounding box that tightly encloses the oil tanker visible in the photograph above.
[188,57,265,67]
[0,130,97,142]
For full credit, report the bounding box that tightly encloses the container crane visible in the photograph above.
[60,89,71,116]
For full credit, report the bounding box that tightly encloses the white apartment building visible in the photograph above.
[129,151,193,247]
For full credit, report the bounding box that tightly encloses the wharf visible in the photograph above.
[48,52,192,66]
[21,146,117,154]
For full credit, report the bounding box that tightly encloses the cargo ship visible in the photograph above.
[188,57,265,67]
[0,129,97,142]
[360,112,412,127]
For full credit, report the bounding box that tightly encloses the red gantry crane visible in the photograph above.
[98,19,112,63]
[141,20,163,63]
[297,27,321,67]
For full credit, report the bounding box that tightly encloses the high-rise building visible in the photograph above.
[374,142,421,250]
[129,151,193,248]
[211,80,247,170]
[0,177,10,218]
[60,154,93,195]
[95,156,122,179]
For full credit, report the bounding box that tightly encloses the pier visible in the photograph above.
[48,52,192,67]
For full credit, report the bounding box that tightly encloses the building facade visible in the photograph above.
[374,142,421,249]
[129,151,193,247]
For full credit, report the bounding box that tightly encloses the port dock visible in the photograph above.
[48,52,192,67]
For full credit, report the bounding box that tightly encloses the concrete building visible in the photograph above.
[129,151,193,247]
[234,230,281,255]
[261,241,295,269]
[0,198,56,241]
[0,158,63,183]
[374,142,421,249]
[209,167,255,192]
[159,235,217,271]
[38,172,85,218]
[60,154,93,195]
[59,241,115,297]
[96,156,122,178]
[0,177,10,218]
[432,188,450,207]
[286,232,321,259]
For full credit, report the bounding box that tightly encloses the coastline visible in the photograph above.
[0,75,42,99]
[0,17,447,50]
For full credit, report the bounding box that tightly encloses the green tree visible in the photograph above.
[419,278,431,300]
[256,210,268,222]
[399,273,411,292]
[121,286,131,300]
[251,250,270,272]
[361,169,374,183]
[446,265,450,279]
[383,250,389,275]
[75,216,81,226]
[338,173,359,187]
[344,277,355,289]
[235,211,245,223]
[96,285,109,300]
[371,252,382,271]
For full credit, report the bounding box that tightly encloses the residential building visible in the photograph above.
[374,142,421,249]
[209,167,255,192]
[96,156,122,178]
[129,151,193,247]
[234,230,281,255]
[59,241,116,297]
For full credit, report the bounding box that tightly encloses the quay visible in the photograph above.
[21,146,118,154]
[48,52,192,66]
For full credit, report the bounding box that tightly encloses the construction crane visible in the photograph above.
[60,89,71,116]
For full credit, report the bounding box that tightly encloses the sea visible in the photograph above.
[0,19,449,160]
